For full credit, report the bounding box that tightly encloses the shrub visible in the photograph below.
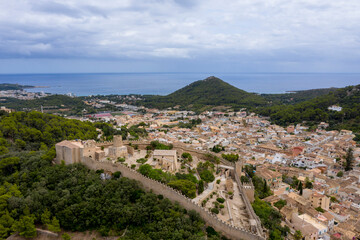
[136,158,147,164]
[216,198,225,203]
[211,208,219,214]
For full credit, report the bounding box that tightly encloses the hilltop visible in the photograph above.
[141,76,266,111]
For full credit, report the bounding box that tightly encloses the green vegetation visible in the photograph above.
[197,161,215,183]
[221,153,239,162]
[168,180,197,199]
[337,171,344,177]
[243,165,272,199]
[140,78,360,137]
[177,118,202,129]
[315,207,325,213]
[0,150,213,239]
[182,152,193,163]
[136,158,147,164]
[0,111,97,152]
[294,230,303,240]
[305,177,313,189]
[274,200,287,210]
[138,164,199,199]
[141,76,266,112]
[0,83,34,91]
[211,145,224,153]
[216,198,225,203]
[256,84,360,134]
[1,95,91,115]
[252,198,289,240]
[345,148,354,171]
[0,111,225,239]
[198,180,204,194]
[147,141,173,150]
[262,88,338,105]
[95,122,147,141]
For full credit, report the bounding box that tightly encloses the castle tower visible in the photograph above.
[113,135,123,147]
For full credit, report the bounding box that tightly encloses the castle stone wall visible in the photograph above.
[79,157,265,240]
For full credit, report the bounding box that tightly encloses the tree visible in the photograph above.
[62,233,71,240]
[12,215,37,239]
[182,152,193,163]
[345,148,354,171]
[274,200,287,210]
[198,180,204,194]
[294,230,303,240]
[263,179,268,194]
[199,170,215,183]
[298,181,303,195]
[337,171,344,177]
[168,180,197,199]
[47,217,61,232]
[41,209,51,225]
[221,153,239,162]
[305,178,313,189]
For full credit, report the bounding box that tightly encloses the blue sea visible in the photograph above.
[0,72,359,96]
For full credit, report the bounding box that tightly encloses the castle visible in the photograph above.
[55,135,128,164]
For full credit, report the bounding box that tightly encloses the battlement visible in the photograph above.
[78,157,265,240]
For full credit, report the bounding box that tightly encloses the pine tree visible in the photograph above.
[48,217,61,233]
[298,181,303,195]
[263,179,268,194]
[12,216,37,238]
[345,148,354,171]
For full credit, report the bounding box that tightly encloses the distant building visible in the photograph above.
[328,105,342,112]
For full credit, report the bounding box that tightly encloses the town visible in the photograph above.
[52,97,360,240]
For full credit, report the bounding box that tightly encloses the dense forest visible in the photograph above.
[0,111,98,152]
[261,87,338,105]
[256,84,360,134]
[0,111,226,239]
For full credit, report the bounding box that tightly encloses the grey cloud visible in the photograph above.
[0,0,359,72]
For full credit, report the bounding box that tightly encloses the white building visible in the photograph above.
[327,105,342,112]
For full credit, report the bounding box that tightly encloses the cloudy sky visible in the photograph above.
[0,0,360,73]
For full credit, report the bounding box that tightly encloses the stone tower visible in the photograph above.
[113,135,123,147]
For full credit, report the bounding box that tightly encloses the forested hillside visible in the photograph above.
[0,111,97,153]
[0,111,223,239]
[262,87,338,105]
[1,95,92,115]
[141,76,266,111]
[256,85,360,134]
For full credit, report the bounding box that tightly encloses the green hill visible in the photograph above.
[0,83,34,91]
[256,84,360,135]
[262,87,338,105]
[1,95,90,115]
[142,76,266,111]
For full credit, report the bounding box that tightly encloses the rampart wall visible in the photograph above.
[80,157,265,240]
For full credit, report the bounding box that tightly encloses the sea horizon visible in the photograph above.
[0,72,359,96]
